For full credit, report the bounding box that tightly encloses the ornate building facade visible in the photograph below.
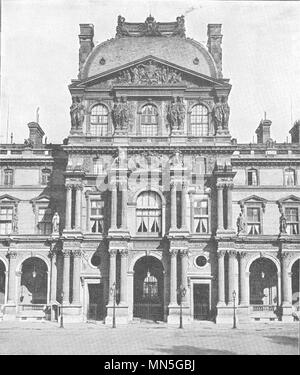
[0,15,299,323]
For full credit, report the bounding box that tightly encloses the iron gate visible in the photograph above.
[133,302,164,321]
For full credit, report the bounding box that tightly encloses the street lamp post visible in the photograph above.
[110,282,118,328]
[60,291,64,328]
[232,290,237,329]
[177,284,186,329]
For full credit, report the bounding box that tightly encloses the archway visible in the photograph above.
[0,260,6,305]
[291,259,300,307]
[249,257,278,305]
[133,255,164,321]
[20,257,48,304]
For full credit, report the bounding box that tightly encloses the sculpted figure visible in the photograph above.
[221,96,230,130]
[212,97,223,132]
[52,212,60,233]
[112,97,122,129]
[279,212,287,234]
[70,97,85,130]
[171,150,183,167]
[236,211,246,235]
[167,97,186,131]
[120,96,130,129]
[116,15,130,37]
[142,15,161,36]
[173,15,186,37]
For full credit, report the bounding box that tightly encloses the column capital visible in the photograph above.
[169,248,179,257]
[180,248,189,257]
[73,250,82,258]
[74,184,83,191]
[228,250,237,258]
[280,251,291,260]
[62,249,72,258]
[239,251,248,259]
[217,250,226,259]
[7,251,17,259]
[48,250,56,259]
[66,184,73,190]
[119,248,129,257]
[109,248,118,257]
[216,181,225,189]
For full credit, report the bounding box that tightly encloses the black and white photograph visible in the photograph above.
[0,0,299,359]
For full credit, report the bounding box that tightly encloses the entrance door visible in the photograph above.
[193,284,210,320]
[88,283,104,321]
[133,256,164,322]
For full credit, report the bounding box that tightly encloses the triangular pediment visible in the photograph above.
[30,194,51,204]
[238,195,268,206]
[277,195,300,204]
[71,55,231,90]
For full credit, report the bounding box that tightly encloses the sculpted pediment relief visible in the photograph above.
[75,56,230,90]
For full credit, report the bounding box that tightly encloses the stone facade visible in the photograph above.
[0,15,299,324]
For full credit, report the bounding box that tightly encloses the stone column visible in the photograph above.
[119,249,128,305]
[49,251,57,303]
[217,182,224,231]
[170,182,177,230]
[108,249,117,304]
[281,252,292,306]
[72,250,81,305]
[181,183,187,229]
[239,252,249,305]
[228,250,238,305]
[227,183,233,230]
[7,251,18,304]
[180,249,189,303]
[169,249,178,305]
[110,183,117,230]
[75,185,82,230]
[217,251,226,306]
[62,250,71,304]
[65,185,72,230]
[121,182,128,229]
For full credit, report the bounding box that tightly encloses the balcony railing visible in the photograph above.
[18,304,47,311]
[251,304,276,312]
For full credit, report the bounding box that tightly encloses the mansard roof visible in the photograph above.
[80,32,218,80]
[71,55,230,90]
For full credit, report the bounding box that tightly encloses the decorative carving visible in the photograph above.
[109,248,118,256]
[111,96,130,131]
[70,96,85,131]
[73,250,82,258]
[172,15,185,37]
[119,249,128,257]
[217,251,226,259]
[140,15,161,36]
[213,96,230,133]
[167,97,186,132]
[228,250,237,258]
[279,212,287,234]
[169,248,178,256]
[170,149,183,168]
[116,15,131,38]
[7,251,17,259]
[52,212,60,233]
[212,97,223,132]
[12,207,18,234]
[115,60,182,85]
[62,250,72,258]
[24,138,33,148]
[221,96,230,131]
[180,248,189,257]
[236,210,246,235]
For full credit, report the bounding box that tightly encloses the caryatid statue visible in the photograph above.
[236,211,246,235]
[112,96,130,131]
[279,212,287,234]
[52,212,60,233]
[70,97,85,131]
[221,96,230,131]
[167,96,186,132]
[212,97,223,132]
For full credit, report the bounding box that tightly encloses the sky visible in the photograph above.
[0,0,300,144]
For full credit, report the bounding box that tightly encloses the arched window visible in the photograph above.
[190,104,209,136]
[136,191,162,235]
[141,105,158,136]
[90,104,108,136]
[284,168,296,186]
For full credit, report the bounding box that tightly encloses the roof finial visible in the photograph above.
[36,107,40,123]
[264,111,266,121]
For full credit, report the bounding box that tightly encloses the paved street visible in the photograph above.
[0,321,299,355]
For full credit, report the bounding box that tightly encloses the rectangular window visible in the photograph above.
[90,124,108,136]
[37,208,52,235]
[4,170,13,186]
[247,207,261,235]
[248,170,258,186]
[0,207,13,234]
[41,170,50,185]
[193,200,209,233]
[93,160,103,175]
[90,200,104,233]
[285,207,299,235]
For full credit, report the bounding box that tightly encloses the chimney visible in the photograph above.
[207,24,223,78]
[289,120,300,144]
[255,119,272,144]
[27,122,45,148]
[78,24,94,76]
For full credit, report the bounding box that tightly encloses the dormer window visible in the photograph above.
[141,104,158,136]
[90,104,108,136]
[284,168,296,186]
[190,104,209,136]
[247,169,258,186]
[4,169,13,186]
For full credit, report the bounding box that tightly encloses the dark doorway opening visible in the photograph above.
[193,284,210,320]
[88,283,105,321]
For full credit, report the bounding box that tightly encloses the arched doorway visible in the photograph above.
[291,259,300,308]
[0,260,6,305]
[20,257,48,304]
[133,256,164,321]
[249,257,278,306]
